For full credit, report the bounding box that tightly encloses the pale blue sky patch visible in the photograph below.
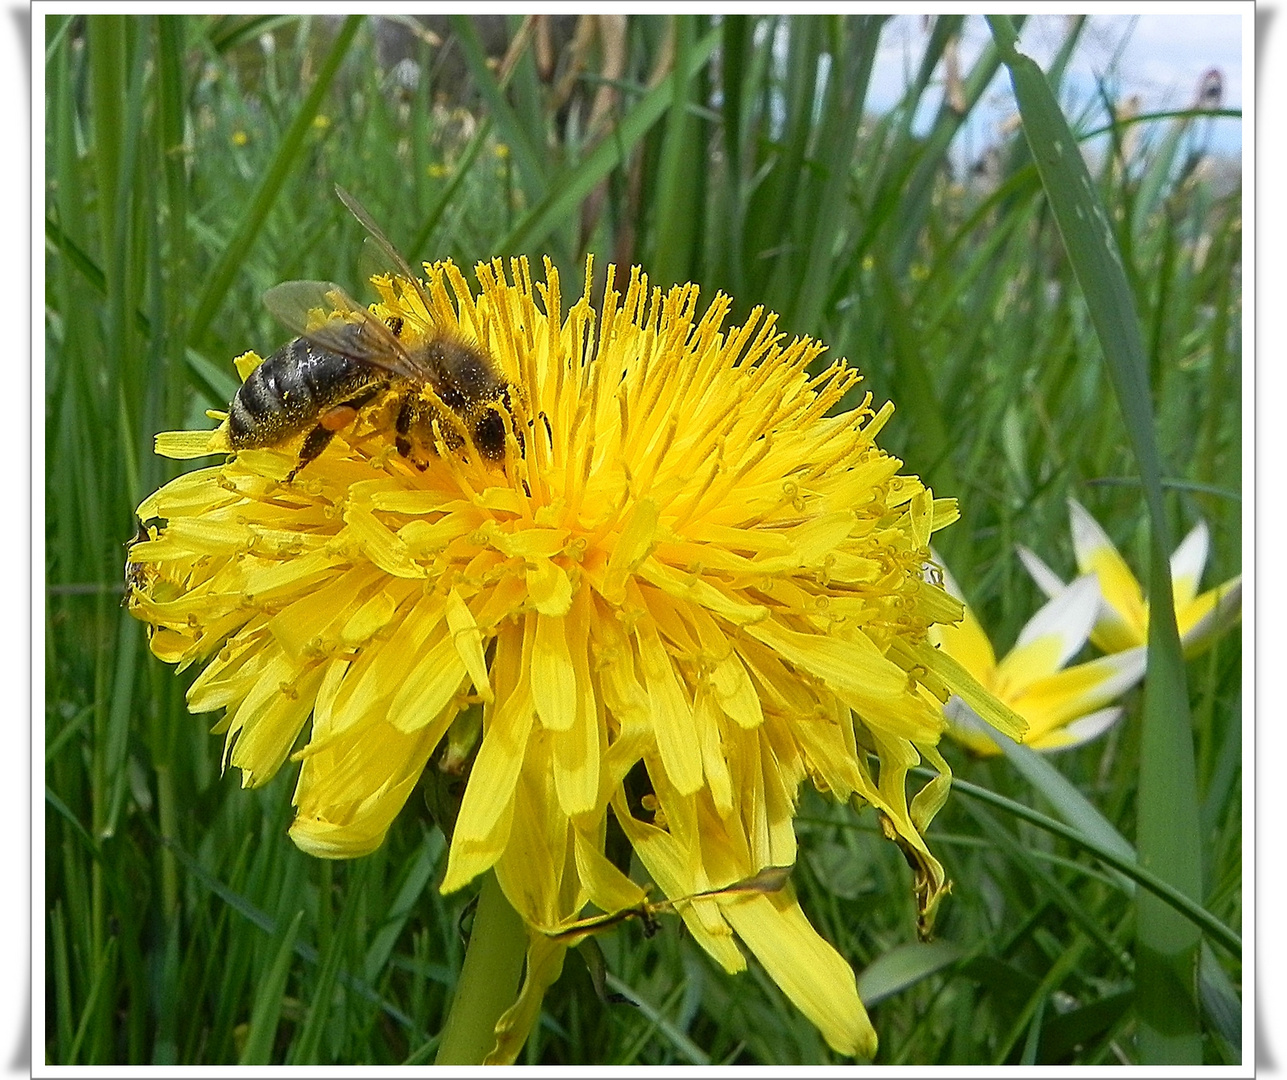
[867,13,1243,166]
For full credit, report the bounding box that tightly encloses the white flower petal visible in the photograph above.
[1085,645,1148,703]
[943,695,985,731]
[1036,706,1125,752]
[1017,544,1066,600]
[1066,497,1147,650]
[940,694,1004,755]
[1013,574,1101,670]
[1068,497,1117,568]
[1170,520,1210,609]
[1181,575,1243,656]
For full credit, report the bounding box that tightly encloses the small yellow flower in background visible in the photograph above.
[127,256,1024,1059]
[427,162,451,179]
[312,113,331,131]
[493,142,510,160]
[1018,497,1242,658]
[928,556,1145,756]
[231,129,249,147]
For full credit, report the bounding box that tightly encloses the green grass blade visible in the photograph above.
[239,908,305,1064]
[99,613,141,840]
[749,16,824,316]
[651,15,701,288]
[716,16,750,296]
[861,15,1014,271]
[190,14,363,343]
[996,935,1087,1065]
[965,800,1132,974]
[940,775,1238,959]
[446,14,548,196]
[406,116,495,265]
[1037,989,1133,1062]
[290,880,357,1064]
[156,829,423,1037]
[155,15,191,440]
[205,14,299,54]
[602,972,713,1065]
[86,16,125,262]
[883,16,976,268]
[362,834,440,984]
[987,16,1203,1062]
[788,17,882,334]
[66,938,119,1065]
[50,903,75,1054]
[44,218,150,340]
[994,735,1136,888]
[44,12,77,60]
[872,259,957,497]
[1197,941,1241,1060]
[500,26,721,256]
[855,940,964,1006]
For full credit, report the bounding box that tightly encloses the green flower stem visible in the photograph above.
[435,871,529,1065]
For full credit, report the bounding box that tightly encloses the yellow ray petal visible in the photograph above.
[720,888,878,1059]
[635,616,704,796]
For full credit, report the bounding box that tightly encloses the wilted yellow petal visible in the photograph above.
[485,934,567,1065]
[722,889,878,1059]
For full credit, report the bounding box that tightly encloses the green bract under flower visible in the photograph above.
[127,255,1024,1059]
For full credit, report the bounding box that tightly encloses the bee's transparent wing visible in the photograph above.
[335,186,434,306]
[262,280,421,379]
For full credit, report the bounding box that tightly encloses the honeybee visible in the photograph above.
[227,186,515,479]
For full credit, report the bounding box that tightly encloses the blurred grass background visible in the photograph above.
[42,13,1242,1066]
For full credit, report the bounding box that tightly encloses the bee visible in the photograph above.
[227,186,515,480]
[123,517,170,614]
[123,520,156,605]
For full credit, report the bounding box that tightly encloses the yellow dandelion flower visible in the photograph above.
[231,129,249,147]
[127,255,1024,1060]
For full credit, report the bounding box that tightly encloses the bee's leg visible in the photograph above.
[394,394,417,462]
[473,408,507,461]
[286,385,384,481]
[287,424,340,481]
[397,393,448,470]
